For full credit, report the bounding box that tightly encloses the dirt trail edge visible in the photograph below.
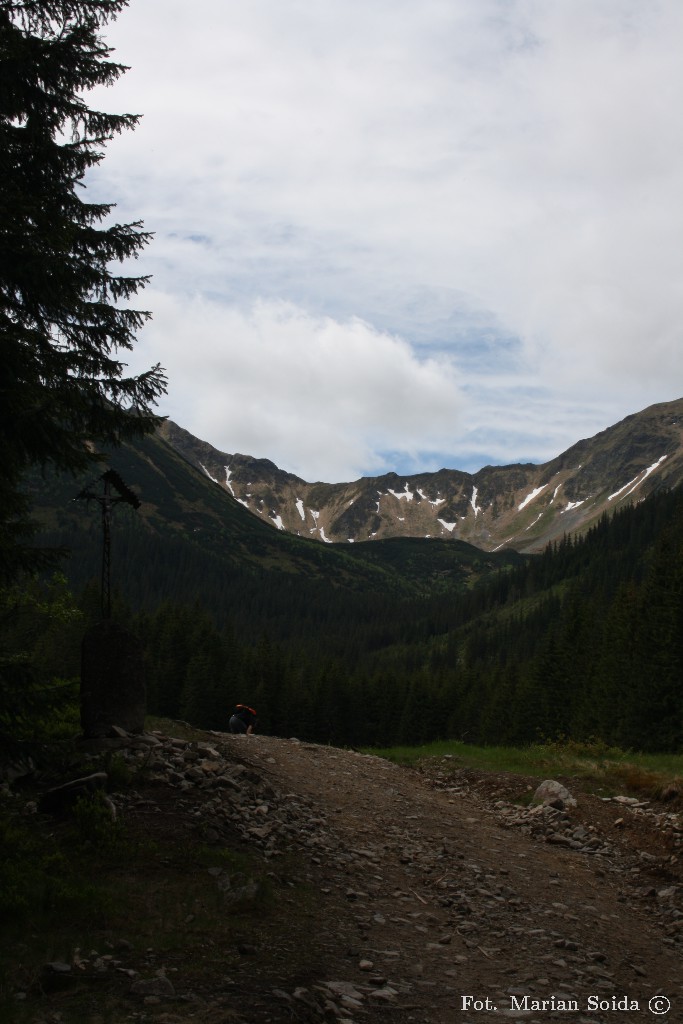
[121,731,683,1024]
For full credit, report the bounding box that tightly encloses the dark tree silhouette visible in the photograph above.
[0,0,166,578]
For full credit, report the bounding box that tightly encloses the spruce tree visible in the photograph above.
[0,0,166,579]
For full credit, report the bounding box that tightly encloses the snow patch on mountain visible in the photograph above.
[562,500,585,514]
[200,464,220,485]
[608,455,668,503]
[389,483,414,501]
[519,485,547,511]
[418,488,445,507]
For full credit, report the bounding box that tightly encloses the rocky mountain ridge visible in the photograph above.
[160,397,683,553]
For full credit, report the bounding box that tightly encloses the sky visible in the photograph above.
[88,0,683,482]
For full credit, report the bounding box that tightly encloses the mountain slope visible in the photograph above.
[29,429,523,613]
[161,397,683,553]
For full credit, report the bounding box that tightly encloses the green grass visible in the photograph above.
[367,737,683,800]
[368,738,553,773]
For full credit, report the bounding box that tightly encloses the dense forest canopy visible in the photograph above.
[5,479,682,754]
[135,483,681,751]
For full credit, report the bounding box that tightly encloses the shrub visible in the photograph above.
[72,792,124,850]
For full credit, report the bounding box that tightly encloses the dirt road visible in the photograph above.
[196,733,683,1024]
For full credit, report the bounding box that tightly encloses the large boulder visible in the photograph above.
[531,779,577,809]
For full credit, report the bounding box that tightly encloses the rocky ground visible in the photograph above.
[14,729,683,1024]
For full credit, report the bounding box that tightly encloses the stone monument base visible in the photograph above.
[80,621,146,738]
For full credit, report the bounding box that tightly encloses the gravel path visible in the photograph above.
[195,733,683,1024]
[88,728,683,1024]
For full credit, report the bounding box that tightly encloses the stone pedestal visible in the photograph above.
[80,621,146,738]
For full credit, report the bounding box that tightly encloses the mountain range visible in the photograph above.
[26,394,683,751]
[160,396,683,554]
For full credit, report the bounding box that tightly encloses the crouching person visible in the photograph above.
[229,704,257,735]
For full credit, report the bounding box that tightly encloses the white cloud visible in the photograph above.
[136,293,466,480]
[88,0,683,479]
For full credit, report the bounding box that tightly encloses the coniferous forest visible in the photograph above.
[133,483,683,751]
[7,462,682,754]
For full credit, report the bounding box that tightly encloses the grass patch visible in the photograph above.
[367,738,557,774]
[367,737,683,800]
